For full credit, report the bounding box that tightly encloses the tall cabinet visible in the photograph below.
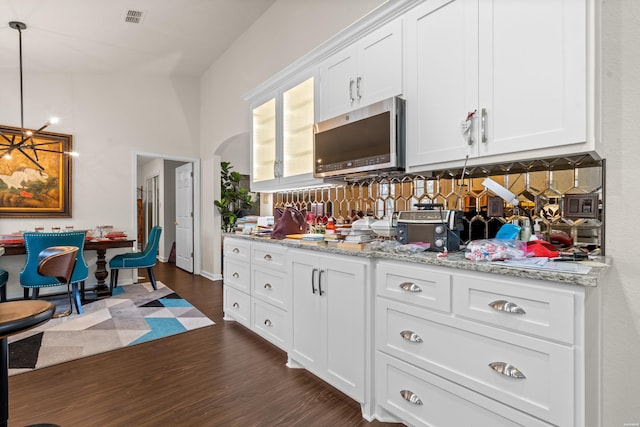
[250,75,322,192]
[405,0,588,171]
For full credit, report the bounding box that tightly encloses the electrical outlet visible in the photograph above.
[563,193,599,219]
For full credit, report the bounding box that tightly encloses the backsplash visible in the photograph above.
[273,158,605,252]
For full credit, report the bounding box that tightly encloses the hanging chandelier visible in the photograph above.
[0,21,77,171]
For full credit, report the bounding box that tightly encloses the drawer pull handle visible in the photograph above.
[400,390,423,405]
[232,272,239,279]
[264,319,273,327]
[264,254,272,260]
[233,302,239,309]
[488,362,526,379]
[232,248,239,253]
[400,330,423,343]
[264,283,272,290]
[399,282,422,293]
[488,300,526,314]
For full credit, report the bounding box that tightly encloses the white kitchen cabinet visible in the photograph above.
[250,74,323,192]
[319,18,403,121]
[289,249,369,403]
[223,238,291,351]
[375,259,599,426]
[405,0,588,171]
[222,238,252,326]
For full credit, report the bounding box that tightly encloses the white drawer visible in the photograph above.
[223,285,250,327]
[376,260,451,313]
[376,352,551,427]
[376,298,574,426]
[252,242,287,272]
[224,238,251,261]
[252,266,289,310]
[251,298,289,351]
[223,258,250,293]
[452,273,577,344]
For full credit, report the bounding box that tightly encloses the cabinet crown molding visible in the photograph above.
[244,0,422,101]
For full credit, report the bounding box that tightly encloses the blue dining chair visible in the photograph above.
[0,269,7,302]
[109,226,162,293]
[20,231,89,314]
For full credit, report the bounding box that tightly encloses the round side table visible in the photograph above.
[0,300,55,427]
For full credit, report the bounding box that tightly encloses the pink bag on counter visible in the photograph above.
[271,207,307,239]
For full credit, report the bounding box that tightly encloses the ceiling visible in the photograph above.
[0,0,276,77]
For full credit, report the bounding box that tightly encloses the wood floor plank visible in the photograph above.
[8,262,402,426]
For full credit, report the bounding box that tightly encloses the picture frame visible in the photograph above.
[0,125,72,218]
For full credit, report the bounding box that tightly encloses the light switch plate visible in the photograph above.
[563,193,599,219]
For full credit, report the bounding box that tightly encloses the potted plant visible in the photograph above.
[214,161,254,232]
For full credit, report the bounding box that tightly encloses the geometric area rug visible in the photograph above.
[8,281,215,376]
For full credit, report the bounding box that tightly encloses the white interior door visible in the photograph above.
[175,163,194,272]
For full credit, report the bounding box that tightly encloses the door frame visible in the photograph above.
[133,151,201,275]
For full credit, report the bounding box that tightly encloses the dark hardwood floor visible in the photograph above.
[8,262,402,427]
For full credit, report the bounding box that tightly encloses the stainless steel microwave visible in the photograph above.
[313,97,405,178]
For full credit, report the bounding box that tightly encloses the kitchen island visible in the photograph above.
[222,234,605,426]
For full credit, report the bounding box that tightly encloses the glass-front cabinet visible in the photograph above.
[252,98,277,183]
[250,74,322,192]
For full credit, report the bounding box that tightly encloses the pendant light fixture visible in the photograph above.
[0,21,78,171]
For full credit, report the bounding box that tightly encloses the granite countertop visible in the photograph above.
[224,234,610,287]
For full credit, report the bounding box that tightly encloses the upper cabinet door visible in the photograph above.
[477,0,587,157]
[281,77,315,183]
[251,97,277,184]
[405,0,479,167]
[319,18,403,121]
[356,18,403,111]
[319,48,357,122]
[406,0,588,172]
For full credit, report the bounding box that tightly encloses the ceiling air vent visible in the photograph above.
[123,9,145,24]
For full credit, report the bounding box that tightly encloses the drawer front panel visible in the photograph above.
[252,243,287,271]
[377,299,574,426]
[252,266,289,310]
[452,274,576,344]
[251,299,289,351]
[376,352,551,427]
[224,238,251,261]
[223,286,250,327]
[223,259,250,293]
[376,260,451,312]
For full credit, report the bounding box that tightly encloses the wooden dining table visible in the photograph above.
[1,239,136,299]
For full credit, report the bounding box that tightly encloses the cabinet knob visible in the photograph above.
[488,361,526,379]
[232,272,239,279]
[488,300,526,314]
[264,254,272,261]
[232,247,240,253]
[400,390,423,405]
[233,302,239,309]
[399,282,422,293]
[400,330,423,343]
[264,319,273,327]
[264,283,272,290]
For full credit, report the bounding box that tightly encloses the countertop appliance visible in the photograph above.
[313,97,405,178]
[396,204,464,251]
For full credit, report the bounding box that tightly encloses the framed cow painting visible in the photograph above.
[0,125,72,218]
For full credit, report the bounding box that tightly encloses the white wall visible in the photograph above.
[0,72,199,295]
[199,0,387,279]
[601,0,640,424]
